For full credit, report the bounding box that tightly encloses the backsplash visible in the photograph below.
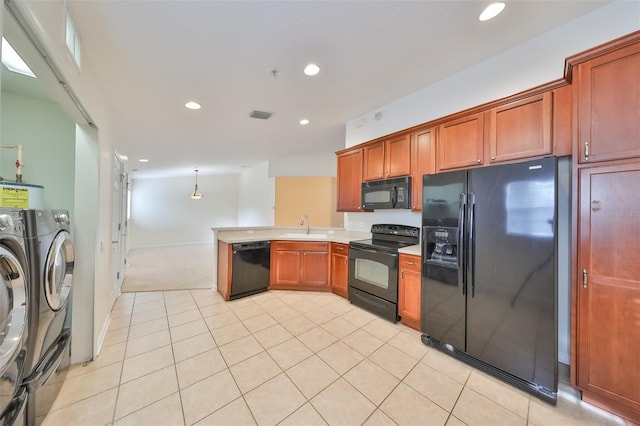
[345,210,421,232]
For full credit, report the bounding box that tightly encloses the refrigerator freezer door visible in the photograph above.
[466,157,557,392]
[421,170,467,350]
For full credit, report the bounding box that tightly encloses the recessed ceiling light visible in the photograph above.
[138,158,149,163]
[185,101,201,110]
[479,2,506,21]
[299,119,310,125]
[304,63,320,76]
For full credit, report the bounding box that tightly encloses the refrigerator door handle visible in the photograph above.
[458,192,467,296]
[469,192,476,298]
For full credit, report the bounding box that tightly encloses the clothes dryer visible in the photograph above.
[22,210,74,426]
[0,209,30,425]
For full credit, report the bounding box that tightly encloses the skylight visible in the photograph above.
[1,37,36,78]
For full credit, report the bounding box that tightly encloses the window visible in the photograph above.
[65,10,81,69]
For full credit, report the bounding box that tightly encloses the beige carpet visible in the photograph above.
[121,244,214,292]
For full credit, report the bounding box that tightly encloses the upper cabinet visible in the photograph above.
[336,147,365,212]
[410,126,436,211]
[487,92,552,163]
[572,40,640,164]
[363,134,411,181]
[437,113,484,171]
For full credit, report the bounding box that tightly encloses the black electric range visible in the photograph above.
[348,224,420,321]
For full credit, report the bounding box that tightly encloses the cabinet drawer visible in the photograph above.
[331,243,349,255]
[273,240,328,252]
[399,254,421,272]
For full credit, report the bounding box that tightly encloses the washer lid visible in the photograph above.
[44,231,74,311]
[0,246,27,369]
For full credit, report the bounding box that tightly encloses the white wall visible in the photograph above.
[73,124,99,363]
[268,152,337,177]
[129,173,239,248]
[237,161,275,227]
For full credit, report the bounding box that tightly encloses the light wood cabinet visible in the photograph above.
[567,33,640,424]
[270,241,329,291]
[575,162,640,423]
[437,113,484,171]
[217,241,232,301]
[363,134,411,181]
[398,254,421,331]
[330,243,349,299]
[552,84,572,157]
[336,148,365,212]
[487,92,552,163]
[573,40,640,164]
[410,126,436,211]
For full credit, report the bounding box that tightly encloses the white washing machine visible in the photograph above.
[0,209,30,424]
[22,210,74,426]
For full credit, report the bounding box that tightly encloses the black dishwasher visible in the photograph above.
[230,240,271,300]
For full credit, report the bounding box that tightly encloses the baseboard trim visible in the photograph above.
[95,314,111,358]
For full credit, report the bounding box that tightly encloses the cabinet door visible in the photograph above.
[398,254,421,330]
[553,85,572,157]
[330,250,349,298]
[337,148,364,212]
[301,251,329,288]
[271,250,301,286]
[577,42,640,163]
[385,134,412,178]
[438,113,484,171]
[488,92,552,163]
[411,127,436,211]
[576,163,640,421]
[363,142,385,181]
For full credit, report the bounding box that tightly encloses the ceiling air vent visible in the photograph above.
[250,110,273,120]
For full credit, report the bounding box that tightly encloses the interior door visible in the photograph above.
[577,163,640,417]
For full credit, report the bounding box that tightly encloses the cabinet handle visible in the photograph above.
[401,271,404,279]
[582,269,588,288]
[476,159,481,164]
[344,258,347,264]
[491,156,496,161]
[335,246,344,251]
[584,141,590,161]
[405,261,416,265]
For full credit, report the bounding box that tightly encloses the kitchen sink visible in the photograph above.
[278,233,328,239]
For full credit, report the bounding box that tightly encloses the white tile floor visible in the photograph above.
[43,289,630,426]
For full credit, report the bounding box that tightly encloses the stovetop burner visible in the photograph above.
[350,224,420,253]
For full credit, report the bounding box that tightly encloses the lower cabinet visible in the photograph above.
[270,241,330,291]
[398,253,421,330]
[330,243,349,298]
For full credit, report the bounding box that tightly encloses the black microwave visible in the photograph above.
[362,176,412,209]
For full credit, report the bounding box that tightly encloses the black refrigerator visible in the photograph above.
[420,156,558,403]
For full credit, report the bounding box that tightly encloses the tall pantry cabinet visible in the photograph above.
[567,31,640,424]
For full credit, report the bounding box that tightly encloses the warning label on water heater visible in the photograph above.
[1,186,29,208]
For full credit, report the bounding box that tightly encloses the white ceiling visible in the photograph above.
[9,1,612,178]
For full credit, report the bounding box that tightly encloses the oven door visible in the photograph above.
[348,245,398,303]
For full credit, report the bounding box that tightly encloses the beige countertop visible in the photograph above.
[398,244,421,256]
[212,226,371,244]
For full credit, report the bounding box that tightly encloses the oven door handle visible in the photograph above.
[350,247,398,258]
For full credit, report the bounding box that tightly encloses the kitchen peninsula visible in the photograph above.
[213,226,421,301]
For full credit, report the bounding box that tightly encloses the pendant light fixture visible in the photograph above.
[190,167,203,200]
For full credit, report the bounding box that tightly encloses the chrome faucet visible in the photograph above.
[300,214,310,234]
